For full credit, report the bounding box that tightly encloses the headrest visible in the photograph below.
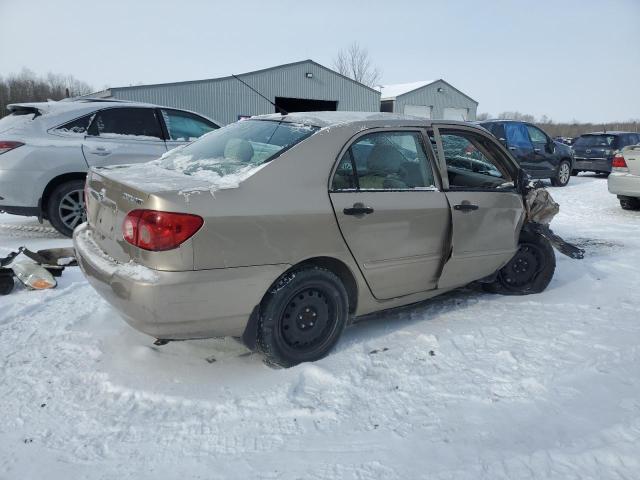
[367,144,405,174]
[224,138,254,162]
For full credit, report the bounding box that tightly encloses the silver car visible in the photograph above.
[0,99,219,236]
[74,112,560,367]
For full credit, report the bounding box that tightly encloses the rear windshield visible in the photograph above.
[156,119,318,179]
[573,135,618,148]
[0,111,38,134]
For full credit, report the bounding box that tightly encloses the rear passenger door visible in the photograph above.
[526,124,556,174]
[504,122,538,175]
[82,107,167,167]
[329,129,450,300]
[431,126,525,290]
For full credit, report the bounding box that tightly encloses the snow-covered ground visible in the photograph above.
[1,175,639,479]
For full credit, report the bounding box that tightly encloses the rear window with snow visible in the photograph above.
[156,119,318,179]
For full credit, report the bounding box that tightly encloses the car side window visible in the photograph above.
[54,114,93,135]
[438,130,512,190]
[505,123,533,149]
[161,109,218,141]
[331,131,435,191]
[88,108,163,139]
[526,125,548,144]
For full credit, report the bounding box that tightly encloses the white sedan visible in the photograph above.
[608,145,640,210]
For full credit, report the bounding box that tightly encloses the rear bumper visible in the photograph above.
[574,157,611,172]
[608,172,640,198]
[73,223,289,340]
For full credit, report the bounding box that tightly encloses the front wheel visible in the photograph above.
[257,267,349,367]
[483,231,556,295]
[620,197,640,210]
[47,180,87,237]
[550,160,571,187]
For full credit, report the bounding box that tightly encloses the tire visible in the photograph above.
[550,160,571,187]
[0,274,15,295]
[620,197,640,210]
[483,231,556,295]
[571,169,579,176]
[598,172,611,178]
[257,267,349,367]
[47,180,87,237]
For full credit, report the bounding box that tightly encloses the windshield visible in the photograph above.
[156,119,318,180]
[573,135,618,148]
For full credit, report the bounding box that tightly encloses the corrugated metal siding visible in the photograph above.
[109,61,380,125]
[393,80,477,121]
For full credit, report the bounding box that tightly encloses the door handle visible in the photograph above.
[89,147,110,156]
[508,146,516,151]
[453,203,479,212]
[343,203,374,216]
[534,148,541,153]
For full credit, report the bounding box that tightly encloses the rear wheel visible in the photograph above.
[47,180,86,237]
[620,197,640,210]
[483,231,556,295]
[0,274,15,295]
[551,160,571,186]
[257,267,349,367]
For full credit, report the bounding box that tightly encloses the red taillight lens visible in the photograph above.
[0,141,24,155]
[612,153,628,170]
[122,209,203,251]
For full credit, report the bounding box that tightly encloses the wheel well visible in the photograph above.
[41,172,87,217]
[294,257,359,314]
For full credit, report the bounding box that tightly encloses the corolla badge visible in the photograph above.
[122,192,143,205]
[586,149,591,153]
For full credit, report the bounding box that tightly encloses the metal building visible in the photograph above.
[379,80,478,121]
[89,60,381,125]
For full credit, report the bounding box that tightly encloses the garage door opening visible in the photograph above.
[274,97,337,113]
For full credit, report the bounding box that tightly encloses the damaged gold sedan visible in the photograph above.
[73,112,581,367]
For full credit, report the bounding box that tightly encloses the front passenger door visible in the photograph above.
[433,127,525,290]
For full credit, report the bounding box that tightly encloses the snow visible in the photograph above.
[1,175,640,479]
[378,81,436,100]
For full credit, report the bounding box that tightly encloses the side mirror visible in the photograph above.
[547,139,556,153]
[498,137,507,147]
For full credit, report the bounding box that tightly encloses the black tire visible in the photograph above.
[550,160,571,187]
[620,197,640,210]
[257,267,349,367]
[0,274,15,295]
[483,231,556,295]
[47,180,87,237]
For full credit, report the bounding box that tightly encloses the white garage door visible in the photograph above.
[404,104,432,119]
[443,107,469,121]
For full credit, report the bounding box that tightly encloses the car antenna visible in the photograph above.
[232,74,288,116]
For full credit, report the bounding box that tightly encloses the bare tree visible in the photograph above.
[476,112,491,121]
[333,42,381,87]
[0,69,92,118]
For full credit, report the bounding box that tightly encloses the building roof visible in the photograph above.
[82,59,380,97]
[378,81,435,100]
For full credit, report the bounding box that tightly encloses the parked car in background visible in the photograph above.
[0,99,219,236]
[608,145,640,210]
[478,120,574,187]
[572,132,640,176]
[74,112,558,367]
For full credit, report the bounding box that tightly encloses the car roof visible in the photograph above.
[577,131,633,136]
[252,111,470,128]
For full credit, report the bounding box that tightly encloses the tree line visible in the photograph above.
[477,111,640,138]
[0,69,93,118]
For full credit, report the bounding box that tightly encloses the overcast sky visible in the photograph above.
[1,0,638,123]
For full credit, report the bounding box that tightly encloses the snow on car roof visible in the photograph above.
[254,111,428,127]
[377,81,436,100]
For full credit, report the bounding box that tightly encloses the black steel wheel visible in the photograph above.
[258,267,348,367]
[620,196,640,211]
[47,179,87,237]
[483,231,556,295]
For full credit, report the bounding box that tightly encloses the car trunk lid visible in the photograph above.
[85,163,212,266]
[623,145,640,176]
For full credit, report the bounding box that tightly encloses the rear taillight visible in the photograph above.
[0,141,24,155]
[122,209,203,251]
[612,153,628,172]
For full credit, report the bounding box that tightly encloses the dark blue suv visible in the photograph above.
[478,120,575,186]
